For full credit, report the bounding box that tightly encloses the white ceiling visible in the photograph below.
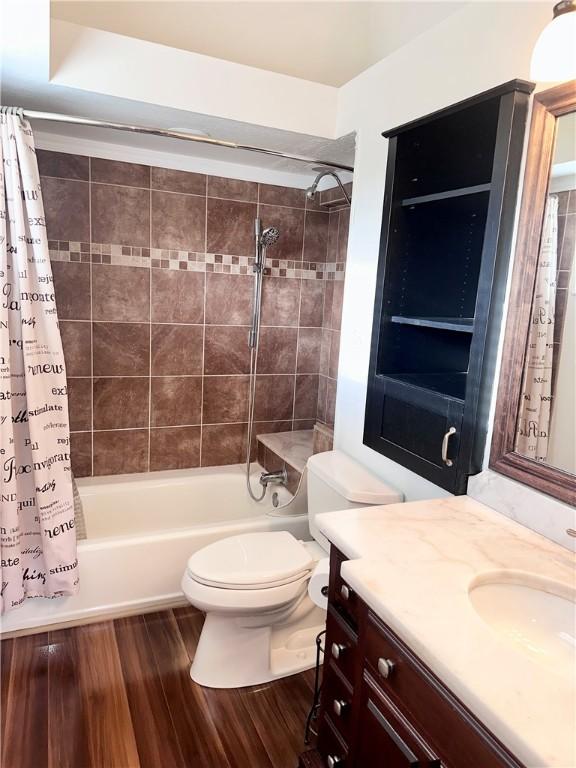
[51,1,465,87]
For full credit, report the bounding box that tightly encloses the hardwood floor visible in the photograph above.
[0,608,316,768]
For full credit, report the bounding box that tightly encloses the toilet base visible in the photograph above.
[190,597,326,688]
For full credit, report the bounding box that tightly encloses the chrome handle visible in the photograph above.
[327,756,343,768]
[333,698,349,717]
[331,642,347,660]
[441,427,456,466]
[567,529,576,538]
[377,657,395,679]
[340,584,352,601]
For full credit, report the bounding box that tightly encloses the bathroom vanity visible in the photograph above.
[298,498,575,768]
[314,551,522,768]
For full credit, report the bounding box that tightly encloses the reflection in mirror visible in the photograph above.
[515,112,575,474]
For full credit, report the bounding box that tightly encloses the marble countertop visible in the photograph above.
[257,429,313,473]
[316,496,576,768]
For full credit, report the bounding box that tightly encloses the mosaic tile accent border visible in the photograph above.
[48,241,345,280]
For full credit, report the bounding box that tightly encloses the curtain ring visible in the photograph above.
[0,106,25,118]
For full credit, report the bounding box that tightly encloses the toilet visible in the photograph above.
[181,450,401,688]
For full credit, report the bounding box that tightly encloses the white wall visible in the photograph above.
[333,2,551,501]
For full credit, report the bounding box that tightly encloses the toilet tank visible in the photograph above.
[306,450,402,551]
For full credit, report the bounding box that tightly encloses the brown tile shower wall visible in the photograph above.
[39,150,349,476]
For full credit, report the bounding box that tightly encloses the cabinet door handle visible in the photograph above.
[377,657,395,679]
[367,699,418,765]
[333,698,349,717]
[340,584,352,601]
[331,642,347,659]
[441,427,456,466]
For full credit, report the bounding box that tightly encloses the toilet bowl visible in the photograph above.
[181,450,401,688]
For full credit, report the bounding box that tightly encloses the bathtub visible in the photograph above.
[1,464,310,635]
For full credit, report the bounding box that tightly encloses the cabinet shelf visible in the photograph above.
[390,316,474,333]
[400,183,491,207]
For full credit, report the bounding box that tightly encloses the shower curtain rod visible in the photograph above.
[21,109,355,173]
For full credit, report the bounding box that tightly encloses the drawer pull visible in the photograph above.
[367,699,418,765]
[331,642,347,659]
[441,427,457,467]
[340,584,353,601]
[377,657,395,679]
[332,698,349,717]
[327,756,343,768]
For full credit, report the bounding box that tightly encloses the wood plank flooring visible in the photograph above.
[0,608,316,768]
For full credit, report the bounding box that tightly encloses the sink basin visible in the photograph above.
[469,571,576,676]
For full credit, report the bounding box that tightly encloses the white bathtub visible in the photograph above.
[1,464,310,635]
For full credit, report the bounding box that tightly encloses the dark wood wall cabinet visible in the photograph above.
[364,80,534,493]
[298,547,525,768]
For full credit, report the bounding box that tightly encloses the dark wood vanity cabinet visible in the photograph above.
[299,548,525,768]
[364,80,534,494]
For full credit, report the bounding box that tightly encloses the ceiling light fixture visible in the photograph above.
[531,0,576,81]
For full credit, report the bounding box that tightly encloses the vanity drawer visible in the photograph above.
[322,662,354,744]
[317,713,348,768]
[357,671,441,767]
[329,549,360,628]
[325,608,358,687]
[365,612,524,768]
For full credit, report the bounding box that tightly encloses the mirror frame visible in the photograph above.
[490,80,576,506]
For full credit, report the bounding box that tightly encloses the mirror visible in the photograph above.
[490,80,576,505]
[515,112,575,475]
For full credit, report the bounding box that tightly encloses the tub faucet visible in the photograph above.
[259,469,288,488]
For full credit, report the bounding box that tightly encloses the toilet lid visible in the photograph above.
[186,531,314,588]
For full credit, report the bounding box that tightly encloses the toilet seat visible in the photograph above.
[182,568,309,613]
[185,531,314,590]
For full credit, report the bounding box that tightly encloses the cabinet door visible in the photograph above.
[356,673,440,768]
[324,609,358,687]
[364,375,464,493]
[317,714,348,767]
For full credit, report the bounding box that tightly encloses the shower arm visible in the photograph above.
[330,172,352,205]
[307,169,351,206]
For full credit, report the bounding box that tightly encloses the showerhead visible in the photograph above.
[306,182,319,200]
[260,226,280,248]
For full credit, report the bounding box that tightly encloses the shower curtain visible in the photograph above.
[516,194,558,463]
[0,108,78,613]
